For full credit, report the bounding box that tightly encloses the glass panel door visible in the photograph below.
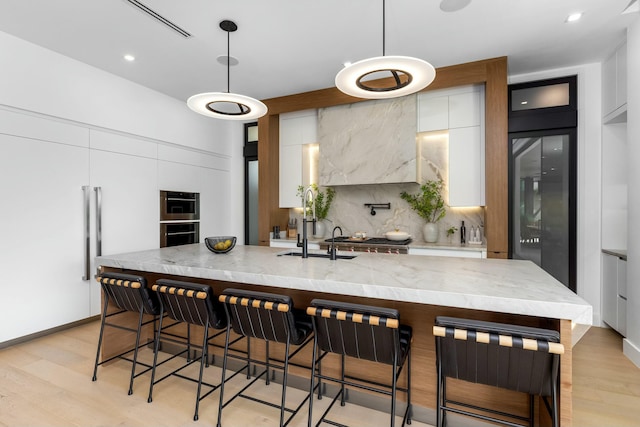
[510,129,576,290]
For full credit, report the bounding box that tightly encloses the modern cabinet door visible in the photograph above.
[280,109,318,207]
[602,42,627,120]
[449,91,481,128]
[0,133,90,342]
[617,259,627,336]
[89,148,158,314]
[448,127,484,206]
[602,253,627,336]
[280,144,304,207]
[199,166,231,238]
[417,95,449,132]
[602,253,618,330]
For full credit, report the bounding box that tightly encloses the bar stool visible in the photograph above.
[433,316,564,427]
[92,272,161,395]
[216,288,314,427]
[306,299,412,427]
[147,279,228,421]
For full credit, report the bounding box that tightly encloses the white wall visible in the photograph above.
[0,30,232,156]
[623,16,640,368]
[0,29,247,242]
[509,63,603,325]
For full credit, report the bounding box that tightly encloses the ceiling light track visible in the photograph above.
[124,0,192,38]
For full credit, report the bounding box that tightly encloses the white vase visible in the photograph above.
[423,222,439,243]
[313,220,326,239]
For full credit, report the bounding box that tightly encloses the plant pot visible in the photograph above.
[423,222,439,243]
[313,220,326,239]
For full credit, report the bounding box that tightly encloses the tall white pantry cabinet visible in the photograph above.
[0,108,227,343]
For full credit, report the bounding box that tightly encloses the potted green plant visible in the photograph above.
[297,184,335,238]
[400,179,446,243]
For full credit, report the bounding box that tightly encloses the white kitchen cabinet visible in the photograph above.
[602,252,627,336]
[417,86,485,207]
[417,85,483,132]
[617,257,627,336]
[408,247,486,258]
[449,91,482,128]
[0,131,90,343]
[279,109,318,207]
[448,127,485,206]
[417,95,449,132]
[199,167,231,238]
[602,41,627,122]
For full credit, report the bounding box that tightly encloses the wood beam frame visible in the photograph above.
[257,57,508,257]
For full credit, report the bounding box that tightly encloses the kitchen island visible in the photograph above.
[97,244,591,426]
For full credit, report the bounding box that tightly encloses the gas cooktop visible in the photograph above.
[323,236,413,246]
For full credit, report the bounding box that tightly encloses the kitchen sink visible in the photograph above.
[278,251,357,260]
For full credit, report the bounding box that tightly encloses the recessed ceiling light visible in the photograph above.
[216,55,239,66]
[439,0,472,13]
[565,12,583,23]
[124,54,136,62]
[343,61,352,68]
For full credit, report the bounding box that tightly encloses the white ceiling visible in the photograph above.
[0,0,636,104]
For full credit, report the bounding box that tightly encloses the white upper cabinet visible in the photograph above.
[448,127,485,206]
[418,85,485,206]
[279,109,318,207]
[602,41,627,122]
[418,85,482,132]
[449,91,482,128]
[417,95,449,132]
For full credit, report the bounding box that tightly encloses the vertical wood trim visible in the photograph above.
[258,57,508,252]
[484,58,509,257]
[560,319,573,427]
[257,114,288,246]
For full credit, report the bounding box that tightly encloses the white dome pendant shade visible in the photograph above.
[187,20,267,120]
[335,0,436,99]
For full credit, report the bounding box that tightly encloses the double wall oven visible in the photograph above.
[160,190,200,247]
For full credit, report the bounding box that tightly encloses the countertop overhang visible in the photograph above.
[96,244,592,326]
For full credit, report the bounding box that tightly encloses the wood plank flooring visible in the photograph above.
[0,322,638,426]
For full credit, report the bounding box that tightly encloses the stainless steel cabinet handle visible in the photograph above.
[94,187,102,257]
[82,186,91,280]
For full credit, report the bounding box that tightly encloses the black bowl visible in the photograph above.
[205,236,237,254]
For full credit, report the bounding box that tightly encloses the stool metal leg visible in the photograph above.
[147,310,165,403]
[216,323,232,427]
[128,306,145,395]
[92,295,110,382]
[193,322,210,421]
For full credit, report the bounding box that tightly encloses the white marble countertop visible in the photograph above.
[270,237,487,252]
[96,243,592,325]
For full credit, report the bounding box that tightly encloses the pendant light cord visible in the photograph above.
[382,0,386,56]
[226,28,231,93]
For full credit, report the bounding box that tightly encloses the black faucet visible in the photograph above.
[296,186,316,258]
[329,226,343,260]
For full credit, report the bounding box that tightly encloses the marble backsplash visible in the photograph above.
[291,129,485,243]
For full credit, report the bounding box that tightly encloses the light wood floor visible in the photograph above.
[0,322,639,426]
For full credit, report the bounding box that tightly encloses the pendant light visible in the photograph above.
[187,20,267,120]
[335,0,436,99]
